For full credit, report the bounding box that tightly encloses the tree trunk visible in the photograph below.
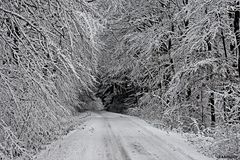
[207,38,215,127]
[221,30,228,59]
[209,92,215,127]
[234,1,240,77]
[223,97,228,122]
[168,24,175,74]
[200,86,204,128]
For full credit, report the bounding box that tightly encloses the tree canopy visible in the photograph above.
[0,0,240,159]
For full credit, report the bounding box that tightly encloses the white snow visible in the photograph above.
[35,111,216,160]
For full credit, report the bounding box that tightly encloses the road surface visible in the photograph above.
[36,111,214,160]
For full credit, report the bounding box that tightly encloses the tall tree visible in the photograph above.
[234,1,240,77]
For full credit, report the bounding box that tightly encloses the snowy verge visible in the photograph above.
[32,111,91,160]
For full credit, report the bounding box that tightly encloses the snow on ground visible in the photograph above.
[35,111,216,160]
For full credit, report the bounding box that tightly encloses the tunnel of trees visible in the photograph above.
[0,0,240,159]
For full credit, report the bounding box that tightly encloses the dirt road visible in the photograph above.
[36,111,214,160]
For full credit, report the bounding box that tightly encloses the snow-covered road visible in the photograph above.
[36,111,214,160]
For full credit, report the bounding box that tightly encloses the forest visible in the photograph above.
[0,0,240,159]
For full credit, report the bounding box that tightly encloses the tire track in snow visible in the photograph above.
[102,115,132,160]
